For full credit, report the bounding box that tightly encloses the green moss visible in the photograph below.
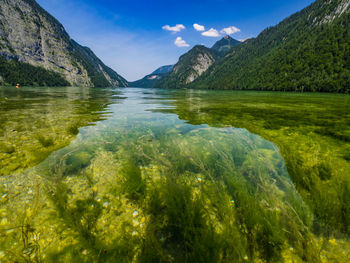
[0,142,15,154]
[67,124,80,135]
[37,134,54,147]
[64,151,93,175]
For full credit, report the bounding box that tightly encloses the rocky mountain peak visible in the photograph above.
[0,0,127,87]
[211,36,241,56]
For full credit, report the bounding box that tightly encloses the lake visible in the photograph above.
[0,87,349,262]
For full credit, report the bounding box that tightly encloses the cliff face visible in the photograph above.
[154,46,218,89]
[177,51,216,84]
[312,0,350,25]
[0,0,127,87]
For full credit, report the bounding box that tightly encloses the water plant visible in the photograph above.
[159,90,350,238]
[1,87,349,262]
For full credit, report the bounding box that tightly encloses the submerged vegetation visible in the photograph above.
[0,119,335,262]
[155,90,350,236]
[0,88,349,262]
[0,87,115,176]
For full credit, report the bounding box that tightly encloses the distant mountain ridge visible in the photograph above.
[191,0,350,92]
[0,0,127,87]
[152,65,173,75]
[211,35,241,56]
[154,36,240,89]
[129,65,173,88]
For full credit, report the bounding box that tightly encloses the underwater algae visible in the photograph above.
[157,90,350,236]
[0,88,350,262]
[0,87,115,176]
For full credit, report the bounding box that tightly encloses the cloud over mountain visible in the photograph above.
[174,37,190,47]
[202,28,220,37]
[221,26,240,35]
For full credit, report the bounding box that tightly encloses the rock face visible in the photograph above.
[155,36,241,89]
[154,46,218,89]
[313,0,350,25]
[0,0,128,87]
[178,50,216,84]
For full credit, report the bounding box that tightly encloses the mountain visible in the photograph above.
[154,46,218,89]
[0,0,128,87]
[154,36,241,89]
[211,35,241,56]
[191,0,350,93]
[129,65,173,88]
[152,65,173,75]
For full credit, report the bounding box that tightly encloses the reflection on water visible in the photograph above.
[0,87,120,175]
[0,88,349,262]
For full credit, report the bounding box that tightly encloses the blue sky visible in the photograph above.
[36,0,314,81]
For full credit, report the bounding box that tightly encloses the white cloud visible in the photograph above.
[162,24,186,32]
[201,28,220,37]
[193,23,205,31]
[220,26,240,35]
[174,37,190,47]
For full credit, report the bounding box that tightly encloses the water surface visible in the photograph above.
[0,87,349,262]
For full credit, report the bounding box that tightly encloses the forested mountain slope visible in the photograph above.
[191,0,350,93]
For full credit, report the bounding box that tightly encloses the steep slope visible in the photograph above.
[130,65,173,88]
[0,0,127,87]
[154,45,218,89]
[155,36,241,89]
[0,55,69,86]
[211,35,241,56]
[192,0,350,92]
